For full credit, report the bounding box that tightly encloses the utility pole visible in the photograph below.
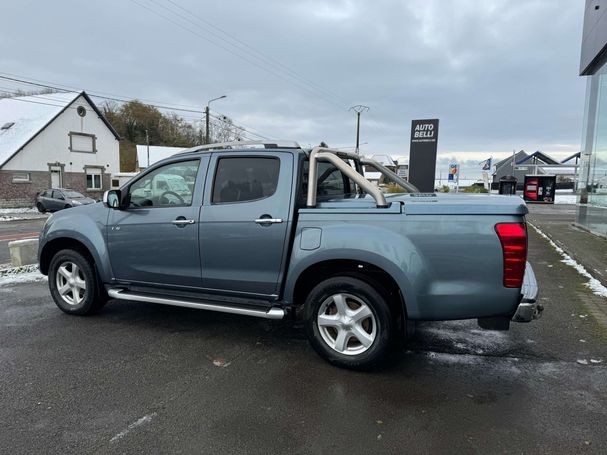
[205,105,210,144]
[205,95,227,144]
[145,129,150,168]
[349,105,369,154]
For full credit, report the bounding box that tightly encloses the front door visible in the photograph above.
[107,158,205,288]
[200,153,293,297]
[50,170,61,188]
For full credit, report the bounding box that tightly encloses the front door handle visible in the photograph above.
[254,218,283,225]
[172,219,195,226]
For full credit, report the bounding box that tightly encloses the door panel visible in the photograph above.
[51,190,64,210]
[107,158,206,288]
[200,153,293,296]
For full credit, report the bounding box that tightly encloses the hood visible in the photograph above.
[71,196,96,204]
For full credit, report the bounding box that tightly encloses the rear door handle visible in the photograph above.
[254,218,283,224]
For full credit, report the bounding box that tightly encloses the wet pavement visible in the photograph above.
[527,203,607,287]
[1,225,606,453]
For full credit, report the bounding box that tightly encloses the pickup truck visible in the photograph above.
[38,141,541,370]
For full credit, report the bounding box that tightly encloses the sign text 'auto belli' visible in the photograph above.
[408,119,439,192]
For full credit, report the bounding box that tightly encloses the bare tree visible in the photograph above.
[202,115,245,144]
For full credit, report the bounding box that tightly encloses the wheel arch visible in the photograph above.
[39,236,109,282]
[289,258,410,326]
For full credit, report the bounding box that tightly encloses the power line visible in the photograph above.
[128,0,346,111]
[0,75,275,140]
[156,0,349,106]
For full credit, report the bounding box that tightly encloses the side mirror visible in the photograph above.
[103,189,122,209]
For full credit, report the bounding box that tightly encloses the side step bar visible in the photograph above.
[107,289,285,320]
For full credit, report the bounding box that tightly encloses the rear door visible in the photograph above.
[107,158,206,288]
[200,152,293,297]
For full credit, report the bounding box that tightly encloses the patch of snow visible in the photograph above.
[554,194,577,205]
[0,216,28,222]
[0,207,39,214]
[0,92,81,167]
[577,359,589,365]
[0,271,46,286]
[0,265,46,286]
[529,223,607,298]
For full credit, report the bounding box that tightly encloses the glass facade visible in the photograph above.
[577,59,607,237]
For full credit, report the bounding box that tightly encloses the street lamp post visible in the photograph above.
[205,95,227,144]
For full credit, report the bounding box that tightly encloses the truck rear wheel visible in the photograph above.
[48,249,107,315]
[304,276,394,370]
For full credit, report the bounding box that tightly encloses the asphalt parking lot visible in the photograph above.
[1,221,607,453]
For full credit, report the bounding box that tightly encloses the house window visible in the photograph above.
[86,169,102,190]
[12,172,31,183]
[69,132,97,153]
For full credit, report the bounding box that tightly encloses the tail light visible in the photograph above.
[495,223,527,288]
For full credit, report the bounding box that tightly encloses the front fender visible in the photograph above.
[283,223,429,318]
[39,204,113,282]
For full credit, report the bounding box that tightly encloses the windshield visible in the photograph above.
[63,190,85,198]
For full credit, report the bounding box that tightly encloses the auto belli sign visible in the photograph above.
[408,119,439,192]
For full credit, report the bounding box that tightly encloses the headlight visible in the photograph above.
[72,200,82,205]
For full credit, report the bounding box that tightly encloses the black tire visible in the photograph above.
[64,204,72,209]
[36,202,45,213]
[304,276,395,370]
[48,249,107,315]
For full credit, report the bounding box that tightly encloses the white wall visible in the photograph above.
[3,95,119,174]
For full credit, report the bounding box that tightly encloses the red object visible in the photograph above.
[524,178,538,201]
[495,223,527,288]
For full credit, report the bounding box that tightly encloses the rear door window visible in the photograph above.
[300,161,359,202]
[212,157,280,204]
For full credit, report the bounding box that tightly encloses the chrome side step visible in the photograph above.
[107,289,285,320]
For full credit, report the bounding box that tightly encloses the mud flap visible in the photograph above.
[477,317,510,331]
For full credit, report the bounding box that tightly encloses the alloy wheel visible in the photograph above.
[317,293,377,355]
[55,261,87,306]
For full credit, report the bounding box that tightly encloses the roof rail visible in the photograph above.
[306,147,388,208]
[177,140,301,155]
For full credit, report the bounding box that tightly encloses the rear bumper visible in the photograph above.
[511,262,543,322]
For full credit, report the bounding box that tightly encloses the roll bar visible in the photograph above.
[306,147,388,208]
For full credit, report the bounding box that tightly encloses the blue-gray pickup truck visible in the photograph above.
[38,141,541,369]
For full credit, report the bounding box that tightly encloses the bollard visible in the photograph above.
[8,238,39,267]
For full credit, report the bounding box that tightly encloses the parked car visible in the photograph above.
[36,188,96,213]
[38,141,541,370]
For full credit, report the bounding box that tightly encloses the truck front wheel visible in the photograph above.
[304,276,394,370]
[48,249,107,315]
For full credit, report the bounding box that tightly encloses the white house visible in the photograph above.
[0,91,120,207]
[136,144,185,171]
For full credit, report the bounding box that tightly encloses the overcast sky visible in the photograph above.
[0,0,587,177]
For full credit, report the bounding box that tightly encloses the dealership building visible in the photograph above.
[578,0,607,236]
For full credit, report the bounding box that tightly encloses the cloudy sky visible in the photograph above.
[0,0,587,178]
